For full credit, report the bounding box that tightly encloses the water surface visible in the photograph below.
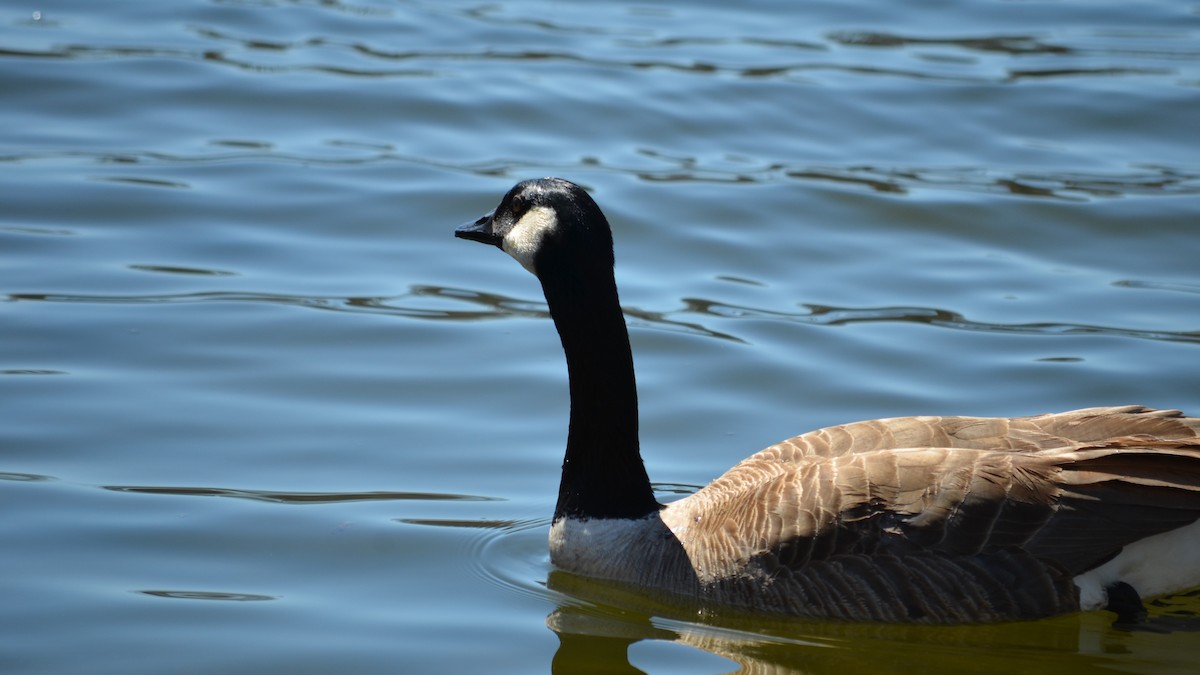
[2,1,1199,673]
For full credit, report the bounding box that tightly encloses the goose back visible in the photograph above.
[558,407,1200,622]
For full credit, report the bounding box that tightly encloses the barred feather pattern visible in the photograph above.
[552,406,1200,622]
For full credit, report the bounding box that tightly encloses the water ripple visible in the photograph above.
[9,286,1197,346]
[128,264,238,277]
[7,289,476,319]
[136,589,276,602]
[782,164,1200,200]
[398,518,525,529]
[103,484,499,504]
[11,145,1200,199]
[92,175,191,189]
[5,146,1194,200]
[0,471,57,482]
[1115,279,1200,296]
[464,518,556,608]
[4,287,742,341]
[687,299,1200,346]
[7,15,1196,85]
[828,31,1071,55]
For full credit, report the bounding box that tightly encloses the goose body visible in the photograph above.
[455,177,1200,623]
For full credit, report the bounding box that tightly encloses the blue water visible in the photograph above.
[3,1,1199,673]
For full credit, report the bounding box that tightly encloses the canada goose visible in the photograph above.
[454,177,1200,623]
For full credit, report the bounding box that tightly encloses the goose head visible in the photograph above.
[455,178,658,522]
[454,177,614,280]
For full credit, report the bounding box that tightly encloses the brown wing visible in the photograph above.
[749,405,1200,461]
[693,438,1200,572]
[672,410,1200,621]
[685,407,1200,565]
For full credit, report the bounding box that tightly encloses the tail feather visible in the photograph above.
[1028,440,1200,573]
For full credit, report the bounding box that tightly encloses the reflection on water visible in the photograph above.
[543,570,1065,674]
[550,608,681,675]
[544,570,1200,674]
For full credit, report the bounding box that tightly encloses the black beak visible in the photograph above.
[455,212,502,247]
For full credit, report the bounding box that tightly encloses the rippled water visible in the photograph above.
[3,1,1199,673]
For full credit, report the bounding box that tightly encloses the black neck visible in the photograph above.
[540,256,660,522]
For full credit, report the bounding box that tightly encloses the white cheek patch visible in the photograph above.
[503,205,558,274]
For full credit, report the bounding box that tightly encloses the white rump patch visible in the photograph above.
[503,205,557,274]
[1073,519,1200,610]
